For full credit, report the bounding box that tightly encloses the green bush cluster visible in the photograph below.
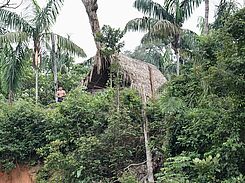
[150,8,245,183]
[0,100,48,171]
[35,88,145,182]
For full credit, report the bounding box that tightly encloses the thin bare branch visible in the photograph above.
[123,161,147,171]
[0,0,23,9]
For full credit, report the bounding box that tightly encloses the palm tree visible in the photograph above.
[0,0,86,103]
[125,0,202,75]
[0,42,30,103]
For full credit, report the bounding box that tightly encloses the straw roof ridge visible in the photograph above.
[112,53,167,97]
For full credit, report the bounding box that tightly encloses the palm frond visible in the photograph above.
[141,20,179,45]
[125,17,157,32]
[1,43,29,94]
[152,20,180,37]
[0,32,29,44]
[141,31,169,45]
[134,0,174,21]
[43,33,86,57]
[0,9,33,33]
[180,0,203,21]
[164,0,202,24]
[197,16,205,34]
[35,0,64,32]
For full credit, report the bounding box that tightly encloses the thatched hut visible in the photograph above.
[82,53,167,98]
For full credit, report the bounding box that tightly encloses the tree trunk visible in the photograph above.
[141,87,154,183]
[175,34,180,76]
[51,33,58,102]
[33,39,41,104]
[204,0,209,35]
[176,47,180,76]
[8,90,13,104]
[35,68,38,104]
[116,68,120,112]
[81,0,102,72]
[81,0,101,50]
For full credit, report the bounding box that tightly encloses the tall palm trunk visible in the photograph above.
[176,47,180,76]
[35,68,38,103]
[8,90,13,104]
[173,34,180,76]
[33,40,41,104]
[204,0,209,34]
[51,33,58,102]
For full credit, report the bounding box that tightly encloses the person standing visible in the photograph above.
[56,86,66,102]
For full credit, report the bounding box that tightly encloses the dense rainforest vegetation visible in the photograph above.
[0,0,244,182]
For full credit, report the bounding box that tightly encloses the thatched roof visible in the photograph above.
[83,53,167,98]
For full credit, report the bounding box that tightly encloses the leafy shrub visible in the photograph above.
[36,88,145,182]
[0,100,48,171]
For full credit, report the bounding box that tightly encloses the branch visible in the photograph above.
[123,161,146,171]
[0,0,23,9]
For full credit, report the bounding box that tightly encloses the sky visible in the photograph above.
[50,0,223,62]
[15,0,243,62]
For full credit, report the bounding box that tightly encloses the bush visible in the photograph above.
[0,100,48,171]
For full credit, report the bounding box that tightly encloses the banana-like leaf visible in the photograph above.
[35,0,64,32]
[43,33,86,58]
[134,0,174,22]
[0,9,33,33]
[125,17,157,32]
[0,32,29,44]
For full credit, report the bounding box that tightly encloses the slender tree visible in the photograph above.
[141,87,154,182]
[0,0,86,103]
[51,33,58,102]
